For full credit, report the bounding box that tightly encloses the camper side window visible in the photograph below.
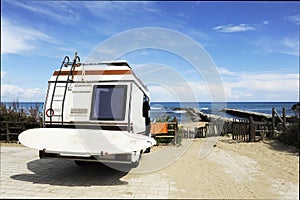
[90,85,127,120]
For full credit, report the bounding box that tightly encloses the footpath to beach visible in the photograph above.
[1,135,298,199]
[162,137,299,199]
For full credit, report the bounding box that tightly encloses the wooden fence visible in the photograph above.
[231,119,249,141]
[185,107,290,142]
[186,117,272,142]
[191,121,232,138]
[231,117,273,142]
[0,121,41,142]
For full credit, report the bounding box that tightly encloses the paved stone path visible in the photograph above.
[0,145,178,199]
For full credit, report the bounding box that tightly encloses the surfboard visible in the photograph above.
[19,128,156,156]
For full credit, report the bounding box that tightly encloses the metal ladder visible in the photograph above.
[49,52,80,126]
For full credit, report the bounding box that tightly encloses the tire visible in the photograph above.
[130,152,142,168]
[39,150,44,158]
[130,159,139,168]
[144,147,151,153]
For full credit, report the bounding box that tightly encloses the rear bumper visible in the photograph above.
[39,149,134,164]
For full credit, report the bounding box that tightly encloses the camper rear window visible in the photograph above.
[90,85,127,120]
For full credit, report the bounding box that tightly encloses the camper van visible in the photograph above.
[19,53,156,167]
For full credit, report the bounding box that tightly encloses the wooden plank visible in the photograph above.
[155,135,175,138]
[0,121,41,142]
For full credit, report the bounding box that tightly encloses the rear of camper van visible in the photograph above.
[19,53,155,168]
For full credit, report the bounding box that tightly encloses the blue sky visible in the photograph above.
[1,1,299,102]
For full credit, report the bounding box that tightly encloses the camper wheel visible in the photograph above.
[131,151,142,168]
[144,147,151,153]
[131,158,140,168]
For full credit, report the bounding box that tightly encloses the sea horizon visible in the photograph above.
[1,101,298,123]
[1,100,298,104]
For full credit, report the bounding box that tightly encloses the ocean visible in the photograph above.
[150,102,298,123]
[1,101,297,123]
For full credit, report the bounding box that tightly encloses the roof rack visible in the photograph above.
[81,61,131,69]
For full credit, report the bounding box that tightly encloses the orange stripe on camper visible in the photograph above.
[53,70,132,76]
[150,122,168,134]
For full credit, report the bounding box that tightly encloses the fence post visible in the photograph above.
[272,107,275,137]
[283,107,286,128]
[243,119,246,142]
[6,122,9,143]
[174,123,178,145]
[249,116,255,142]
[232,119,235,140]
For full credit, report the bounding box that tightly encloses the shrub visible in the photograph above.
[278,121,299,149]
[155,114,172,122]
[0,102,42,123]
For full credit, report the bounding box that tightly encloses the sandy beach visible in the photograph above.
[156,136,299,199]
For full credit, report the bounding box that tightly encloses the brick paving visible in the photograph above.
[0,145,178,199]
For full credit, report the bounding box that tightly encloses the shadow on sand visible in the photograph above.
[10,159,129,186]
[219,136,299,155]
[262,139,299,155]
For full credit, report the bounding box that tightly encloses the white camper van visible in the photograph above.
[19,53,156,167]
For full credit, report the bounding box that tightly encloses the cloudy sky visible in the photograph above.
[1,1,299,102]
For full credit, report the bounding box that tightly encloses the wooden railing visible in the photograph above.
[231,117,273,142]
[272,107,287,135]
[191,117,272,142]
[0,121,42,143]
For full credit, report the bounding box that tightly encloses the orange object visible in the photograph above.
[150,122,168,134]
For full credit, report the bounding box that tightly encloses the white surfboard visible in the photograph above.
[19,128,156,156]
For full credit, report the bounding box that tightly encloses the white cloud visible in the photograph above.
[8,1,81,26]
[177,12,189,19]
[218,67,299,101]
[147,81,210,102]
[83,1,156,22]
[285,13,300,25]
[217,68,238,77]
[253,37,299,56]
[213,24,256,33]
[1,70,7,79]
[1,84,45,102]
[281,38,300,56]
[1,19,55,55]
